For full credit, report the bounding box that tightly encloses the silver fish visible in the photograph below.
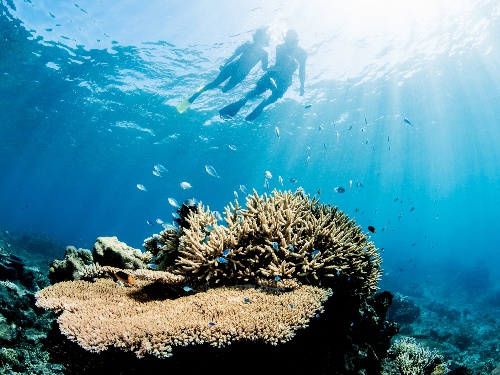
[278,176,283,185]
[205,165,221,178]
[168,198,180,208]
[239,184,248,194]
[264,178,270,190]
[152,170,162,177]
[228,144,237,151]
[275,127,280,138]
[264,171,272,179]
[156,218,164,225]
[234,190,239,199]
[136,184,147,191]
[180,181,192,189]
[155,164,167,172]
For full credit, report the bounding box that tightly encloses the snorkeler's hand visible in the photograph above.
[299,86,304,96]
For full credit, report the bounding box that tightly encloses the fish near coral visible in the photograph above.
[114,271,135,285]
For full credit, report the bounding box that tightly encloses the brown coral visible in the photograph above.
[35,277,331,358]
[146,189,381,296]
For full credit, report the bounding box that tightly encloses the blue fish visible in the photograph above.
[146,220,155,226]
[312,250,320,259]
[403,117,412,125]
[183,286,193,292]
[289,244,295,252]
[217,257,228,264]
[244,298,250,303]
[200,237,210,244]
[290,304,294,308]
[222,249,230,256]
[275,275,281,281]
[209,321,216,326]
[205,225,214,232]
[272,242,279,250]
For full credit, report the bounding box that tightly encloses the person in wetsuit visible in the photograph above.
[185,28,270,106]
[219,29,306,121]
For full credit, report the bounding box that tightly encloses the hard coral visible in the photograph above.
[145,189,381,296]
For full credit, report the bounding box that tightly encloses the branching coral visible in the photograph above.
[145,189,381,296]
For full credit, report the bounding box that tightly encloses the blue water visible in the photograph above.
[1,0,500,297]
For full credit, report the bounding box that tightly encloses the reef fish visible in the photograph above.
[136,184,147,191]
[265,171,272,179]
[217,256,228,263]
[228,144,237,151]
[155,218,164,225]
[183,198,198,207]
[275,127,280,138]
[289,178,298,184]
[114,271,135,285]
[168,198,180,208]
[180,181,192,189]
[152,170,162,177]
[368,225,376,233]
[205,165,221,178]
[239,184,248,194]
[213,211,223,221]
[312,250,320,259]
[154,164,168,172]
[264,178,270,191]
[146,220,155,226]
[183,286,193,292]
[278,176,283,185]
[334,186,345,193]
[403,117,412,125]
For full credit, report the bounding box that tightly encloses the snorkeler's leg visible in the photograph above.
[245,90,282,121]
[188,69,232,103]
[219,98,248,118]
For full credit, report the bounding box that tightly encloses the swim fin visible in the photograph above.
[176,98,192,114]
[219,99,246,119]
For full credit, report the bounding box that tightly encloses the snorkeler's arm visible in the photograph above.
[261,51,269,71]
[298,48,307,96]
[220,42,248,69]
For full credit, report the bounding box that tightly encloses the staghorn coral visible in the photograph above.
[35,277,331,358]
[146,189,381,296]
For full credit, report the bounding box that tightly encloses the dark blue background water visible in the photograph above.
[1,0,500,296]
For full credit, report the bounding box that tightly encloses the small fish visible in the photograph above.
[393,197,399,202]
[213,211,223,221]
[205,165,221,178]
[228,144,237,151]
[290,304,294,308]
[361,127,365,132]
[183,198,197,207]
[162,223,178,231]
[289,178,298,184]
[289,244,295,252]
[312,250,320,259]
[365,139,369,144]
[410,207,415,212]
[348,125,352,130]
[305,147,310,153]
[114,271,134,284]
[200,237,210,244]
[239,184,248,194]
[205,225,214,232]
[264,171,272,179]
[269,77,277,89]
[305,104,312,109]
[275,276,281,281]
[304,156,310,164]
[319,125,324,131]
[349,180,353,191]
[172,213,181,219]
[137,184,147,191]
[168,198,180,208]
[209,321,216,326]
[364,118,368,125]
[222,249,230,256]
[334,186,345,193]
[403,117,412,125]
[356,182,363,189]
[156,218,164,225]
[264,178,270,190]
[275,126,280,138]
[152,170,162,177]
[180,181,192,189]
[234,190,239,199]
[244,298,250,303]
[336,131,339,139]
[317,189,321,194]
[155,164,167,172]
[278,176,283,185]
[387,136,390,142]
[272,242,279,250]
[368,225,376,233]
[217,256,228,263]
[146,220,155,226]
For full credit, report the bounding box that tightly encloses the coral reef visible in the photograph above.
[92,236,152,270]
[36,190,396,373]
[144,189,381,295]
[383,336,447,374]
[48,245,94,283]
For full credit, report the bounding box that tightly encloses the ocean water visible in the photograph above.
[1,0,500,340]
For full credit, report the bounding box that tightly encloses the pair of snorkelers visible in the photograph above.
[177,28,307,121]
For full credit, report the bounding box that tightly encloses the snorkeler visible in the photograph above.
[176,28,270,113]
[219,29,307,122]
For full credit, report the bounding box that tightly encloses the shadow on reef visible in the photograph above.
[43,290,397,375]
